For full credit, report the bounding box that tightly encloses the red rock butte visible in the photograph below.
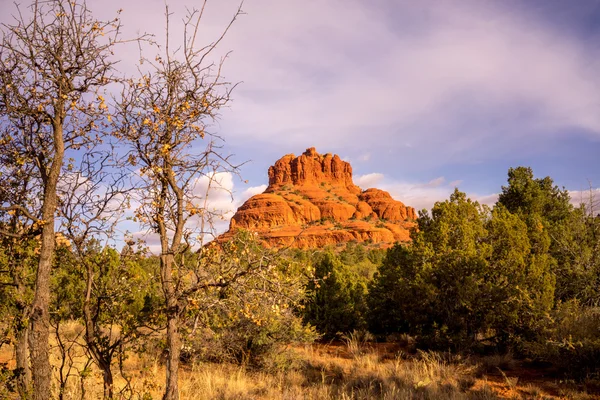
[224,147,417,248]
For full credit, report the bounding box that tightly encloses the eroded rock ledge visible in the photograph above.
[224,147,416,248]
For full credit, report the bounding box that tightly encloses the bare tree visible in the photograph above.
[0,1,126,397]
[113,3,243,398]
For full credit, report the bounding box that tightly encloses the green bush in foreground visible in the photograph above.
[303,251,369,339]
[180,231,317,367]
[368,189,555,350]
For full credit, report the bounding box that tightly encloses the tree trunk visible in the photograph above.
[102,362,114,400]
[162,253,180,400]
[15,325,31,399]
[29,218,55,400]
[163,311,180,400]
[29,120,63,400]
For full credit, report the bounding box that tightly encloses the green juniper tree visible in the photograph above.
[369,189,555,349]
[303,252,369,338]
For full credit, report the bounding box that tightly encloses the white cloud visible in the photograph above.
[30,0,599,164]
[357,173,497,211]
[239,184,267,202]
[127,230,161,254]
[355,173,385,189]
[568,188,600,210]
[384,181,453,212]
[191,175,268,220]
[118,172,266,252]
[192,171,235,208]
[358,153,371,162]
[472,193,500,208]
[415,177,446,189]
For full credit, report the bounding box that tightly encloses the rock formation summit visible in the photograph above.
[226,148,416,248]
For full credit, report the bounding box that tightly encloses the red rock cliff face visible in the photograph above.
[267,147,360,193]
[225,148,416,248]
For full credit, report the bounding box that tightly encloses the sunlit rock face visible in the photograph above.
[223,147,416,248]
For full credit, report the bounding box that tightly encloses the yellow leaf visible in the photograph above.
[127,154,137,166]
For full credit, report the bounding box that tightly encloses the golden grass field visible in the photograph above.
[1,323,599,399]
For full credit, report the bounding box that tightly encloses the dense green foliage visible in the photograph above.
[368,190,555,349]
[303,252,368,338]
[300,243,385,339]
[526,300,600,378]
[300,167,599,378]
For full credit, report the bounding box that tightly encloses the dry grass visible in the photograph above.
[52,339,502,399]
[113,348,500,400]
[2,324,599,399]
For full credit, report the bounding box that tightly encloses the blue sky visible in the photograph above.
[2,0,600,243]
[211,0,600,210]
[120,0,599,211]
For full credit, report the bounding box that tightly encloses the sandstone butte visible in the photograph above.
[222,147,417,249]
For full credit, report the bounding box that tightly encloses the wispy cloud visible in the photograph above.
[73,0,600,163]
[355,173,385,188]
[568,188,600,209]
[4,0,598,246]
[355,173,498,211]
[212,0,600,167]
[415,177,446,189]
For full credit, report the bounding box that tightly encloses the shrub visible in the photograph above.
[183,304,316,367]
[180,232,317,366]
[525,300,600,379]
[303,252,369,338]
